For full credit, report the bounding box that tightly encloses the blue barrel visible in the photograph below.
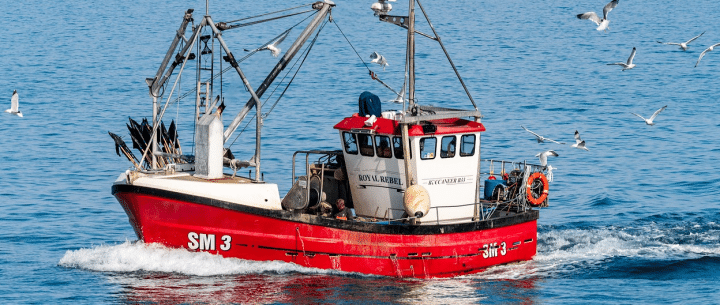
[484,179,506,200]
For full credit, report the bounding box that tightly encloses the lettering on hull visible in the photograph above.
[481,242,506,259]
[188,232,232,251]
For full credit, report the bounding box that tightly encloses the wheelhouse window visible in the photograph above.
[420,137,436,160]
[342,132,358,154]
[392,136,411,159]
[440,136,456,158]
[375,136,392,158]
[357,134,374,157]
[460,134,476,157]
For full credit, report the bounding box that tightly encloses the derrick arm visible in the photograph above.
[223,1,335,142]
[147,9,196,97]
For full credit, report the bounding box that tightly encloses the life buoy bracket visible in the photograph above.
[526,172,549,207]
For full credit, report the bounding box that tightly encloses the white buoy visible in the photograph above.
[403,185,430,218]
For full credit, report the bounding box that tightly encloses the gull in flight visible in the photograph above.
[695,43,720,67]
[657,32,705,51]
[521,126,566,144]
[572,130,589,151]
[245,30,291,57]
[5,90,22,117]
[607,47,636,71]
[632,105,667,125]
[577,0,619,32]
[370,52,389,70]
[535,150,559,167]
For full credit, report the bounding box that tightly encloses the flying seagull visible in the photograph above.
[577,0,619,32]
[607,47,637,71]
[572,130,589,151]
[370,52,389,70]
[521,126,566,144]
[632,105,667,125]
[5,90,22,117]
[244,30,291,57]
[695,43,720,67]
[657,32,705,51]
[535,150,559,167]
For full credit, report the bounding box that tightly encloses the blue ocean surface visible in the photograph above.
[1,0,719,303]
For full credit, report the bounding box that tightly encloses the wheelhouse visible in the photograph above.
[334,111,485,223]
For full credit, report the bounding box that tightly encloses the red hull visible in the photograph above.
[113,185,538,278]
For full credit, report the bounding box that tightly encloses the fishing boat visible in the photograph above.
[109,0,552,278]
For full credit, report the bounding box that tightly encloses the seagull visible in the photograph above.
[244,30,291,57]
[695,43,720,67]
[522,126,566,145]
[607,47,636,71]
[657,32,705,51]
[5,90,22,117]
[370,52,389,70]
[577,0,619,32]
[572,130,589,151]
[631,105,667,125]
[535,150,559,167]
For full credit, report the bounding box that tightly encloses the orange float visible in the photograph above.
[526,172,549,206]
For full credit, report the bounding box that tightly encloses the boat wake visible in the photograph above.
[58,240,350,277]
[469,213,720,280]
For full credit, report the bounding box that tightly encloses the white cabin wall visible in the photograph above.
[411,133,480,223]
[344,154,406,219]
[340,132,406,219]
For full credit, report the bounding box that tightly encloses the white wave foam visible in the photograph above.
[461,261,540,280]
[58,240,342,276]
[462,222,720,280]
[536,223,720,265]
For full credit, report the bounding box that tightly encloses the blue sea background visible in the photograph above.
[1,0,720,303]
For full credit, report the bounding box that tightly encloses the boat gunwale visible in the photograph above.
[112,183,539,236]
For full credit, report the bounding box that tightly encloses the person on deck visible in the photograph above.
[334,199,353,220]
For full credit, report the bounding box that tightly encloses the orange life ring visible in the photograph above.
[526,172,549,206]
[488,176,497,180]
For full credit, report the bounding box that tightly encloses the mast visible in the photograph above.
[401,0,416,191]
[407,0,416,110]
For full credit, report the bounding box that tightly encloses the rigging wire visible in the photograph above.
[223,3,313,24]
[264,19,328,116]
[222,10,315,29]
[228,18,329,148]
[416,0,478,111]
[331,19,400,96]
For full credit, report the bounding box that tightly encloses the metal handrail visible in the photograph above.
[290,150,343,208]
[382,200,516,225]
[290,150,342,183]
[480,159,545,177]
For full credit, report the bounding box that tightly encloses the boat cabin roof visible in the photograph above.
[334,113,485,136]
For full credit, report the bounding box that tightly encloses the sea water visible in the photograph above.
[1,0,720,303]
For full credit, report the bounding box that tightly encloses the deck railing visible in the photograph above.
[288,152,544,224]
[380,199,527,225]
